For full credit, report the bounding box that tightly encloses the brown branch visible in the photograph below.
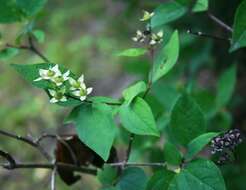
[51,163,57,190]
[0,150,16,169]
[0,129,51,160]
[108,162,167,167]
[187,29,230,42]
[6,35,50,63]
[0,162,97,175]
[207,11,233,33]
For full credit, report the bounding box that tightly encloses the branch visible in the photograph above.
[206,11,233,33]
[187,29,230,41]
[51,163,57,190]
[0,162,97,175]
[6,35,50,63]
[108,162,167,167]
[0,150,16,169]
[0,129,51,160]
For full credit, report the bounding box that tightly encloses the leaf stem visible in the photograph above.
[206,11,233,33]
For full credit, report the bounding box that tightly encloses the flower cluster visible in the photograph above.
[210,129,243,164]
[34,64,93,103]
[132,11,163,46]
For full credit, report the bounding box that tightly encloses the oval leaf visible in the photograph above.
[152,30,179,83]
[169,159,226,190]
[230,0,246,52]
[151,2,187,28]
[146,169,175,190]
[170,94,206,146]
[185,132,219,161]
[164,142,182,166]
[119,97,159,136]
[65,103,117,161]
[122,81,147,104]
[116,167,148,190]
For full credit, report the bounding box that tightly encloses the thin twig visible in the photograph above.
[28,36,50,62]
[51,163,57,190]
[0,129,51,160]
[108,162,167,167]
[187,29,230,41]
[6,35,50,63]
[124,134,135,167]
[0,150,16,169]
[207,11,233,33]
[36,134,79,166]
[0,162,97,175]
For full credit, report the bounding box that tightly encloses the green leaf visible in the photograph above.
[0,0,47,23]
[230,0,246,52]
[119,97,159,136]
[170,94,206,146]
[122,81,147,104]
[164,142,182,166]
[169,159,226,190]
[100,187,119,190]
[11,63,55,89]
[185,132,219,161]
[151,2,187,28]
[192,0,208,12]
[116,167,148,190]
[32,29,45,43]
[97,165,118,186]
[116,48,147,57]
[152,30,179,83]
[216,65,236,109]
[16,0,47,16]
[66,103,117,161]
[146,169,175,190]
[0,48,19,60]
[0,0,22,23]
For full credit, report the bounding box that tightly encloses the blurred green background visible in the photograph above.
[0,0,245,189]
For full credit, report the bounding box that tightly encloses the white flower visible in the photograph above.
[132,30,146,43]
[140,11,154,21]
[72,86,93,101]
[69,74,86,91]
[48,89,67,103]
[51,70,70,86]
[150,30,163,45]
[34,64,61,82]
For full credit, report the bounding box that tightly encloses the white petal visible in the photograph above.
[39,69,48,77]
[157,31,163,37]
[69,77,77,85]
[50,98,58,103]
[63,70,70,78]
[52,64,61,75]
[86,87,93,95]
[78,74,84,83]
[132,37,138,42]
[60,96,67,102]
[48,89,56,96]
[55,82,63,86]
[136,30,142,36]
[80,96,86,101]
[150,40,156,45]
[70,86,76,91]
[72,90,80,96]
[34,77,42,82]
[80,83,86,89]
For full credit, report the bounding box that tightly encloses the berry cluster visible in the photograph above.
[210,129,243,165]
